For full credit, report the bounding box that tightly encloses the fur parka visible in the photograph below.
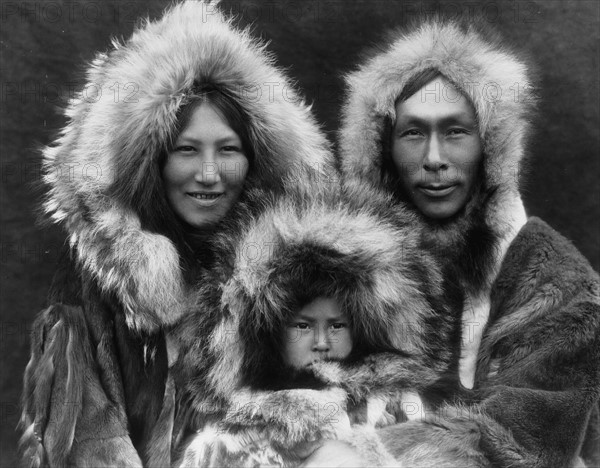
[172,181,464,467]
[338,19,600,467]
[19,1,334,466]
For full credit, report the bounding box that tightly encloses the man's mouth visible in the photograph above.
[417,184,458,197]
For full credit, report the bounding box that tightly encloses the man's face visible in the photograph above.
[281,297,352,369]
[391,77,483,219]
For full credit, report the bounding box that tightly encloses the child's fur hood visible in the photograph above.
[175,181,460,415]
[42,0,333,333]
[173,182,462,466]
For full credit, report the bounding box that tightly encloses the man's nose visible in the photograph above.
[194,152,222,184]
[423,135,448,171]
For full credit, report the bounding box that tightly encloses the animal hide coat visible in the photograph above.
[19,1,334,466]
[338,19,600,468]
[172,182,465,467]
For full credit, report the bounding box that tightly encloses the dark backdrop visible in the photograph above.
[1,0,598,464]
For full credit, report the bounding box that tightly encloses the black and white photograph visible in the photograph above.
[1,0,599,466]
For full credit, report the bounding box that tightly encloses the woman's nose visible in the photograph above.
[423,135,448,171]
[194,152,222,185]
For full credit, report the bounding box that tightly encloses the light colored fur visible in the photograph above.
[42,0,333,333]
[207,184,444,399]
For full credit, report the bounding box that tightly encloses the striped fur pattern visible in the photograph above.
[20,305,143,468]
[41,0,333,334]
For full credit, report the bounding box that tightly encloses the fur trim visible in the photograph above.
[203,182,454,398]
[42,0,333,333]
[338,18,533,264]
[338,19,534,389]
[339,19,535,206]
[224,387,351,448]
[20,306,83,467]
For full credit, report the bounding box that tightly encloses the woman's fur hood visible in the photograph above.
[175,181,460,414]
[42,0,333,333]
[339,19,536,287]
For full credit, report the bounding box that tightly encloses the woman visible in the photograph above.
[334,19,600,467]
[19,1,333,466]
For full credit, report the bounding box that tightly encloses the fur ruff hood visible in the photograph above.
[174,183,462,466]
[175,181,459,415]
[339,19,536,279]
[42,0,333,333]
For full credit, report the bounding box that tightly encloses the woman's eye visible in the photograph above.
[331,323,347,330]
[293,323,310,330]
[447,128,468,136]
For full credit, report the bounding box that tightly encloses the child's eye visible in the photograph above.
[221,145,243,153]
[331,323,348,330]
[174,145,196,153]
[293,323,310,330]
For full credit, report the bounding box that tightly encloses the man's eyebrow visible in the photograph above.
[396,113,475,127]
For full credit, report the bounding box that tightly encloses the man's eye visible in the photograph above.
[400,129,423,138]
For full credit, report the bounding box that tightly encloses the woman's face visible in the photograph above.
[391,77,482,219]
[163,102,250,229]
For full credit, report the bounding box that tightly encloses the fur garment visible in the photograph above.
[173,182,463,467]
[20,2,334,466]
[41,0,333,334]
[338,18,600,467]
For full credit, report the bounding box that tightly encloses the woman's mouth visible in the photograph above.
[417,184,458,197]
[187,192,224,206]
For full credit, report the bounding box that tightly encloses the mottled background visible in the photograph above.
[1,0,598,464]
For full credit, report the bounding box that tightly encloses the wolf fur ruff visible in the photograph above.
[42,0,333,333]
[173,183,459,466]
[175,181,457,410]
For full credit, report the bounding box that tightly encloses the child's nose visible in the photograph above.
[312,329,330,352]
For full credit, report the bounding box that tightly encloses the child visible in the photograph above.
[173,184,463,467]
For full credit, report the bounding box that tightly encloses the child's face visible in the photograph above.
[281,297,353,369]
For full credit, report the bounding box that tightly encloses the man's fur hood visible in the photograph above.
[42,0,333,333]
[339,19,536,289]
